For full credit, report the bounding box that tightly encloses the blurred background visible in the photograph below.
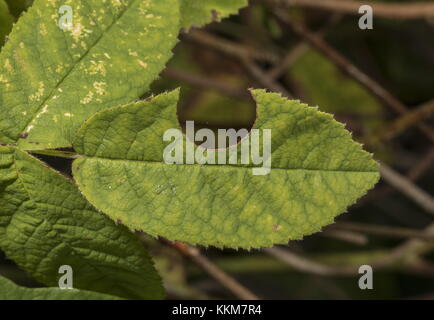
[1,0,434,299]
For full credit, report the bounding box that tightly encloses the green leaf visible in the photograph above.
[0,0,180,150]
[5,0,33,18]
[0,146,164,299]
[0,0,14,47]
[72,89,379,249]
[0,275,120,300]
[180,0,248,29]
[291,50,382,115]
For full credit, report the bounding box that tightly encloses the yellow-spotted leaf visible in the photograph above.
[0,0,180,149]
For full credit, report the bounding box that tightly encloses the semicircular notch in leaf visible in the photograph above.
[0,275,120,300]
[0,0,180,150]
[72,89,379,249]
[0,146,164,300]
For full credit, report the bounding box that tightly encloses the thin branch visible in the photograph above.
[264,247,356,276]
[163,68,250,101]
[331,222,434,241]
[380,164,434,216]
[241,56,293,98]
[359,147,434,205]
[182,30,293,98]
[266,239,434,278]
[321,228,368,246]
[367,100,434,146]
[272,0,434,20]
[273,10,434,144]
[267,42,308,80]
[372,224,434,268]
[407,147,434,181]
[166,241,260,300]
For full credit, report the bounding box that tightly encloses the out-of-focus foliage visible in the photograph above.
[0,0,13,47]
[290,50,384,133]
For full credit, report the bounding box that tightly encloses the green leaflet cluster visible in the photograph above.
[0,0,248,149]
[0,0,250,300]
[0,146,164,299]
[0,0,378,299]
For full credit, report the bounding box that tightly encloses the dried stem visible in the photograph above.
[331,222,434,241]
[264,247,356,276]
[241,56,293,98]
[272,0,434,20]
[380,164,434,216]
[273,10,434,144]
[166,241,260,300]
[186,29,279,63]
[360,147,434,205]
[163,68,250,101]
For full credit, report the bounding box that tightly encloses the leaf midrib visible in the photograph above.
[78,156,379,174]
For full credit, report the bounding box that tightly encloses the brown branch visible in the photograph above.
[367,100,434,146]
[267,42,308,80]
[166,241,260,300]
[360,147,434,205]
[265,245,434,278]
[185,29,280,63]
[182,30,293,98]
[267,13,342,80]
[273,0,434,20]
[163,68,250,101]
[408,147,434,181]
[273,10,434,144]
[321,228,368,246]
[372,224,434,269]
[241,56,293,98]
[266,235,434,278]
[331,222,434,241]
[380,164,434,216]
[264,247,356,276]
